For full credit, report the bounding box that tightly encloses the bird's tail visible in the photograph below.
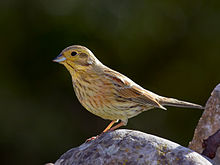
[157,96,204,109]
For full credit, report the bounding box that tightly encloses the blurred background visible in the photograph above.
[1,0,220,164]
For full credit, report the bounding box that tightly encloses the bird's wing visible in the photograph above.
[104,69,165,109]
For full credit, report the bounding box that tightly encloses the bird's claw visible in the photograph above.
[85,136,98,142]
[85,131,112,142]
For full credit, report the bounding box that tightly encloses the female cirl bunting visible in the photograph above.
[53,45,203,135]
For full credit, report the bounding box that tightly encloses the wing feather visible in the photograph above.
[104,68,166,109]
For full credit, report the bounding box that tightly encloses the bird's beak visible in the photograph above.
[53,54,66,63]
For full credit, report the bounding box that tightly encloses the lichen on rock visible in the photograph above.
[54,129,212,165]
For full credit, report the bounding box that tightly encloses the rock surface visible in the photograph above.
[189,83,220,164]
[54,129,212,165]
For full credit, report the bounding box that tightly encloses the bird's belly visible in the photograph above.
[80,99,123,120]
[74,84,149,121]
[81,98,145,121]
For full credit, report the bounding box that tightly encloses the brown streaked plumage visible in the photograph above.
[53,45,203,133]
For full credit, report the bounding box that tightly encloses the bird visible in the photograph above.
[53,45,203,134]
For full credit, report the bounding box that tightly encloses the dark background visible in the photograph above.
[1,0,219,164]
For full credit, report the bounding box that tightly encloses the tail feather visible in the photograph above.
[158,97,204,109]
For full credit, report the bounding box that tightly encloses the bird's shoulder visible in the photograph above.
[101,67,164,108]
[102,67,133,87]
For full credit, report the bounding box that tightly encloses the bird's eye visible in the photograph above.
[71,51,77,56]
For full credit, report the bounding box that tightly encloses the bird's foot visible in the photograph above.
[85,131,112,142]
[85,136,98,142]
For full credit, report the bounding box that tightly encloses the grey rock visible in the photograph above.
[54,129,213,165]
[189,83,220,164]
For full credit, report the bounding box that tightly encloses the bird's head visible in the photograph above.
[53,45,101,72]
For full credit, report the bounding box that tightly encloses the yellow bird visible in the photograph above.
[53,45,203,133]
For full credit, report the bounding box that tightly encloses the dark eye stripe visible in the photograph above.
[71,51,77,56]
[79,53,88,58]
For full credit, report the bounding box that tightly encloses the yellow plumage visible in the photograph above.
[53,45,203,132]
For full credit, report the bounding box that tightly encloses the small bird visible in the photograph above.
[53,45,203,133]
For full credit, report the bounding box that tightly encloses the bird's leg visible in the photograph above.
[102,120,118,133]
[109,121,125,131]
[86,120,118,142]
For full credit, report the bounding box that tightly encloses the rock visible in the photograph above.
[189,83,220,164]
[54,129,213,165]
